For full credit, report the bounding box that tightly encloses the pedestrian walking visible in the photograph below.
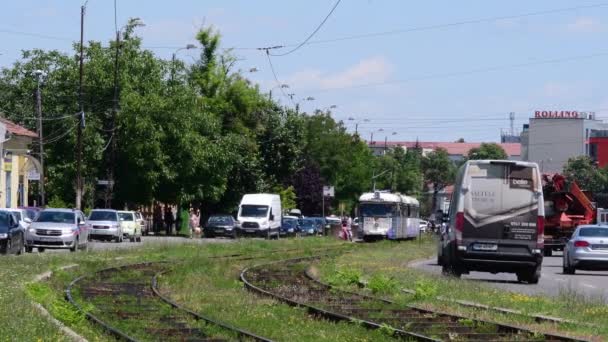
[164,205,174,236]
[189,209,201,238]
[153,203,163,234]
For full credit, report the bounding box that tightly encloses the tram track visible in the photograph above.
[64,245,353,341]
[240,256,588,342]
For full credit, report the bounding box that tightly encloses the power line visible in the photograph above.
[305,51,608,93]
[277,2,608,49]
[269,0,342,57]
[264,50,296,106]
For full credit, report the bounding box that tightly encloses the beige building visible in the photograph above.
[0,117,39,208]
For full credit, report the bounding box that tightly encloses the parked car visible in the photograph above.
[204,215,238,238]
[88,209,123,242]
[7,208,33,231]
[299,218,320,236]
[281,217,299,236]
[310,217,328,235]
[19,207,41,222]
[0,210,24,255]
[419,220,430,233]
[563,225,608,274]
[439,160,544,284]
[325,216,341,226]
[25,209,89,253]
[118,211,142,242]
[135,212,148,236]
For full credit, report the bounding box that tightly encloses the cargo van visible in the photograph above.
[438,160,545,283]
[237,194,282,239]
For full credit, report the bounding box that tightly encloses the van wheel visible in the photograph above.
[25,246,33,253]
[38,247,45,253]
[442,263,462,278]
[517,265,541,284]
[544,248,553,257]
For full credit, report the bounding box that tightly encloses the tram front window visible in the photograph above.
[360,203,395,217]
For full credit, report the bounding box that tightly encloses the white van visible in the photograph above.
[237,194,282,239]
[439,160,545,283]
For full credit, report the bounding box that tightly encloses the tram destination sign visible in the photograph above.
[534,110,595,119]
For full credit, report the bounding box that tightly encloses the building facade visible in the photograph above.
[522,111,608,173]
[368,141,521,161]
[0,117,39,208]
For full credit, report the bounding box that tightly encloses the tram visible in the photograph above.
[358,191,420,241]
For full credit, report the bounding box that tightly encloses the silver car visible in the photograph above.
[88,209,123,242]
[25,209,90,253]
[563,225,608,274]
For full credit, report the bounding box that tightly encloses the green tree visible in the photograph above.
[467,143,508,160]
[562,156,607,191]
[422,148,455,212]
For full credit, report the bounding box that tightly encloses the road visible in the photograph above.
[411,251,608,302]
[30,235,234,253]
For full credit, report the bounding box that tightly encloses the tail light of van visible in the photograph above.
[536,216,544,248]
[455,212,464,244]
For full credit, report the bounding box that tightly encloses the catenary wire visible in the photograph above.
[269,0,342,57]
[265,50,296,106]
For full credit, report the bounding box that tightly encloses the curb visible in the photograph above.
[30,264,88,342]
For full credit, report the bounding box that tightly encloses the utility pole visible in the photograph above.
[75,3,86,210]
[106,30,120,208]
[35,70,45,207]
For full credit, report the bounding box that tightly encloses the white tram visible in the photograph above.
[358,191,420,241]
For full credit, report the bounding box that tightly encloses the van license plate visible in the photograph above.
[245,229,254,233]
[473,243,498,251]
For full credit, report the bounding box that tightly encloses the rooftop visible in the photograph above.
[369,141,521,157]
[0,116,38,138]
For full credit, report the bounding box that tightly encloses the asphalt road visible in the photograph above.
[411,251,608,302]
[29,235,234,254]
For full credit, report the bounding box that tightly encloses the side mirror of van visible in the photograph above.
[270,214,275,221]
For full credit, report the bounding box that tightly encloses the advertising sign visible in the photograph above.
[534,111,596,119]
[323,186,335,197]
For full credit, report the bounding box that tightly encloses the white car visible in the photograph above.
[419,220,430,233]
[7,208,32,231]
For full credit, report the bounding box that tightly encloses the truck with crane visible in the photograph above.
[542,174,597,256]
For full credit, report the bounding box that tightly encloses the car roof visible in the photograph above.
[41,208,78,213]
[92,209,118,212]
[117,210,134,213]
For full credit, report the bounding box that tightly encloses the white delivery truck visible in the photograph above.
[237,194,282,239]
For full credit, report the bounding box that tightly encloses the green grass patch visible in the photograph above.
[315,235,605,340]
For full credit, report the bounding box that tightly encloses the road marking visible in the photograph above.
[582,283,596,289]
[553,278,566,282]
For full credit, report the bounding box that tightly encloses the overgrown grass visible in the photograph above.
[4,237,392,341]
[315,236,606,340]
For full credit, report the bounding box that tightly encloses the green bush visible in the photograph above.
[47,196,69,209]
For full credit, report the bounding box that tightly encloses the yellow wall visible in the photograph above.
[0,154,29,208]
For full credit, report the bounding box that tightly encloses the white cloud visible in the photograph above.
[286,56,393,90]
[566,17,603,33]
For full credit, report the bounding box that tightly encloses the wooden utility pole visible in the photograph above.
[76,4,86,209]
[105,30,120,208]
[35,71,45,207]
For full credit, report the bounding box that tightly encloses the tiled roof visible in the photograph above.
[0,117,38,138]
[371,141,521,157]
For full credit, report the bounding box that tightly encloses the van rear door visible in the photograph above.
[463,162,540,249]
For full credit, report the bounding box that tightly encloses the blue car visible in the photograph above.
[299,218,321,236]
[281,217,299,236]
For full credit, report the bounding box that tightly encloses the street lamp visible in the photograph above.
[34,69,46,206]
[384,132,397,153]
[171,44,197,83]
[348,117,369,134]
[268,83,289,100]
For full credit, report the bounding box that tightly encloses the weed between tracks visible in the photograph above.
[316,235,607,340]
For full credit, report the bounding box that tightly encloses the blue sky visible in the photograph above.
[1,0,607,142]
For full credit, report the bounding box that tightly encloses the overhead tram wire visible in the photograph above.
[263,49,296,106]
[275,2,608,48]
[269,0,342,57]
